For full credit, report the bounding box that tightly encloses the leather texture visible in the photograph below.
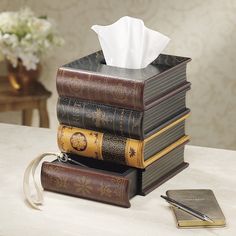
[56,51,191,111]
[57,83,190,139]
[57,114,190,168]
[41,161,132,207]
[57,96,142,139]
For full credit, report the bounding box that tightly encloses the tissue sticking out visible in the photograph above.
[91,16,170,69]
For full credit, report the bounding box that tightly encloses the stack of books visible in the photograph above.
[41,51,191,207]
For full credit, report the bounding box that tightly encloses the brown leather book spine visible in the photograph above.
[41,161,131,207]
[56,68,144,110]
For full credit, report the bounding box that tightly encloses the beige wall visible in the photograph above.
[0,0,236,150]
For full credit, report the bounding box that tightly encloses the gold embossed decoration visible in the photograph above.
[58,125,103,159]
[129,147,136,158]
[74,176,92,196]
[98,182,112,197]
[90,108,110,128]
[70,132,87,151]
[111,177,125,199]
[57,115,190,168]
[50,175,68,190]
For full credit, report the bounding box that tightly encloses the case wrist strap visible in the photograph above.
[23,152,63,210]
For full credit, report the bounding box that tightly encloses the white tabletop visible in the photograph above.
[0,123,235,236]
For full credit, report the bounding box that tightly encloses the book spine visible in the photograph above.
[41,161,131,207]
[56,68,145,110]
[57,125,143,168]
[57,97,144,139]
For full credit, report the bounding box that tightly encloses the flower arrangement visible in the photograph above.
[0,8,63,70]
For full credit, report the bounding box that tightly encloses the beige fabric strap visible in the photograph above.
[23,152,63,210]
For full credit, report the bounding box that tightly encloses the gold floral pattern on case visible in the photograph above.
[98,182,112,197]
[51,176,68,190]
[46,166,69,190]
[111,178,125,199]
[71,101,83,123]
[88,108,110,128]
[89,132,99,144]
[74,176,92,196]
[70,132,87,151]
[130,114,141,133]
[129,147,136,158]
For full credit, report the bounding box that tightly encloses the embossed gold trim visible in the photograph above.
[58,126,103,160]
[143,135,190,168]
[144,113,190,143]
[125,138,143,167]
[177,219,226,228]
[57,113,190,168]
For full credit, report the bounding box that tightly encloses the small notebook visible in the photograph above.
[166,189,226,228]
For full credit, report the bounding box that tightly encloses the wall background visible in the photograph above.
[0,0,236,150]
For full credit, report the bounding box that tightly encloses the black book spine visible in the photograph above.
[57,97,143,139]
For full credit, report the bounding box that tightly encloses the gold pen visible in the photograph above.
[161,195,214,223]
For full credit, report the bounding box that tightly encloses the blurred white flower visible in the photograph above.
[0,7,64,70]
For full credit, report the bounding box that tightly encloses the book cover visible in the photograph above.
[41,143,190,207]
[57,84,190,139]
[57,113,190,168]
[41,159,137,208]
[56,51,191,111]
[68,143,189,196]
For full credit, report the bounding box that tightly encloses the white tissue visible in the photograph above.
[91,16,170,69]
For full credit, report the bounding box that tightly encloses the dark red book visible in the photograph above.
[56,51,191,111]
[41,158,137,208]
[41,144,188,207]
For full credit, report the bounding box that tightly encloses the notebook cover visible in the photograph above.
[57,113,190,168]
[166,189,226,228]
[41,159,137,208]
[56,50,191,111]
